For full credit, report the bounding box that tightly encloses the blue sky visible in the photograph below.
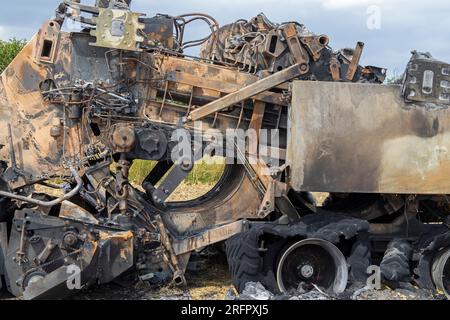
[1,0,449,78]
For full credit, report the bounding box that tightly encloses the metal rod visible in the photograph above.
[0,167,83,207]
[185,64,302,122]
[7,124,17,169]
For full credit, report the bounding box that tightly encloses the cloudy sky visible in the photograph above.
[1,0,449,77]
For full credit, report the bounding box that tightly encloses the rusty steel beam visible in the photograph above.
[248,101,271,189]
[329,57,341,81]
[346,42,365,81]
[186,64,302,122]
[172,221,244,255]
[166,71,288,106]
[249,101,266,135]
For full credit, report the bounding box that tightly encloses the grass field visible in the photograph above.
[128,159,226,186]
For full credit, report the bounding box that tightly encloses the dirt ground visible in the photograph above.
[0,252,444,300]
[69,250,235,301]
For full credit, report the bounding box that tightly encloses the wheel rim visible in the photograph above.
[432,248,450,299]
[276,238,348,294]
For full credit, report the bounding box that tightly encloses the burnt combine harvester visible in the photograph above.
[0,0,449,299]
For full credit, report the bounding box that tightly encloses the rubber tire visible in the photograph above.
[226,229,263,293]
[225,228,282,293]
[0,198,11,222]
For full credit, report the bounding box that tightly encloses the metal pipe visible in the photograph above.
[7,124,17,169]
[0,167,83,207]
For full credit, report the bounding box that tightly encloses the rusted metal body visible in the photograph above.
[0,0,449,300]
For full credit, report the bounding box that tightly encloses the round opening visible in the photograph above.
[276,238,348,294]
[319,35,329,46]
[129,157,226,202]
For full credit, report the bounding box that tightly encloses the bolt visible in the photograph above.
[299,264,314,278]
[63,232,78,247]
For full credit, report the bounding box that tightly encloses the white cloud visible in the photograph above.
[0,0,448,78]
[322,0,386,9]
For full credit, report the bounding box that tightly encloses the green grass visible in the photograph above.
[128,159,225,186]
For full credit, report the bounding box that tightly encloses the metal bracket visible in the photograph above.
[35,239,58,266]
[151,145,203,205]
[151,162,191,205]
[155,215,186,286]
[300,35,329,62]
[282,23,310,72]
[258,179,289,218]
[34,20,61,64]
[90,8,145,51]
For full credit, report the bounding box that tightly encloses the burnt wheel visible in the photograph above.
[432,248,450,299]
[276,239,348,294]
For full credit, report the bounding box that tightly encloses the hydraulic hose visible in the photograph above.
[0,166,83,207]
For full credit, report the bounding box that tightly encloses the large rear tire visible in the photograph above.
[226,229,264,293]
[225,228,280,293]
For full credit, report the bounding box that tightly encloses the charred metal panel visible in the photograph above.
[0,36,59,180]
[288,81,450,194]
[166,166,262,235]
[141,16,174,49]
[70,33,113,84]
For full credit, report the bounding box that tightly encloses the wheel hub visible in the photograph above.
[276,238,348,294]
[298,264,315,279]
